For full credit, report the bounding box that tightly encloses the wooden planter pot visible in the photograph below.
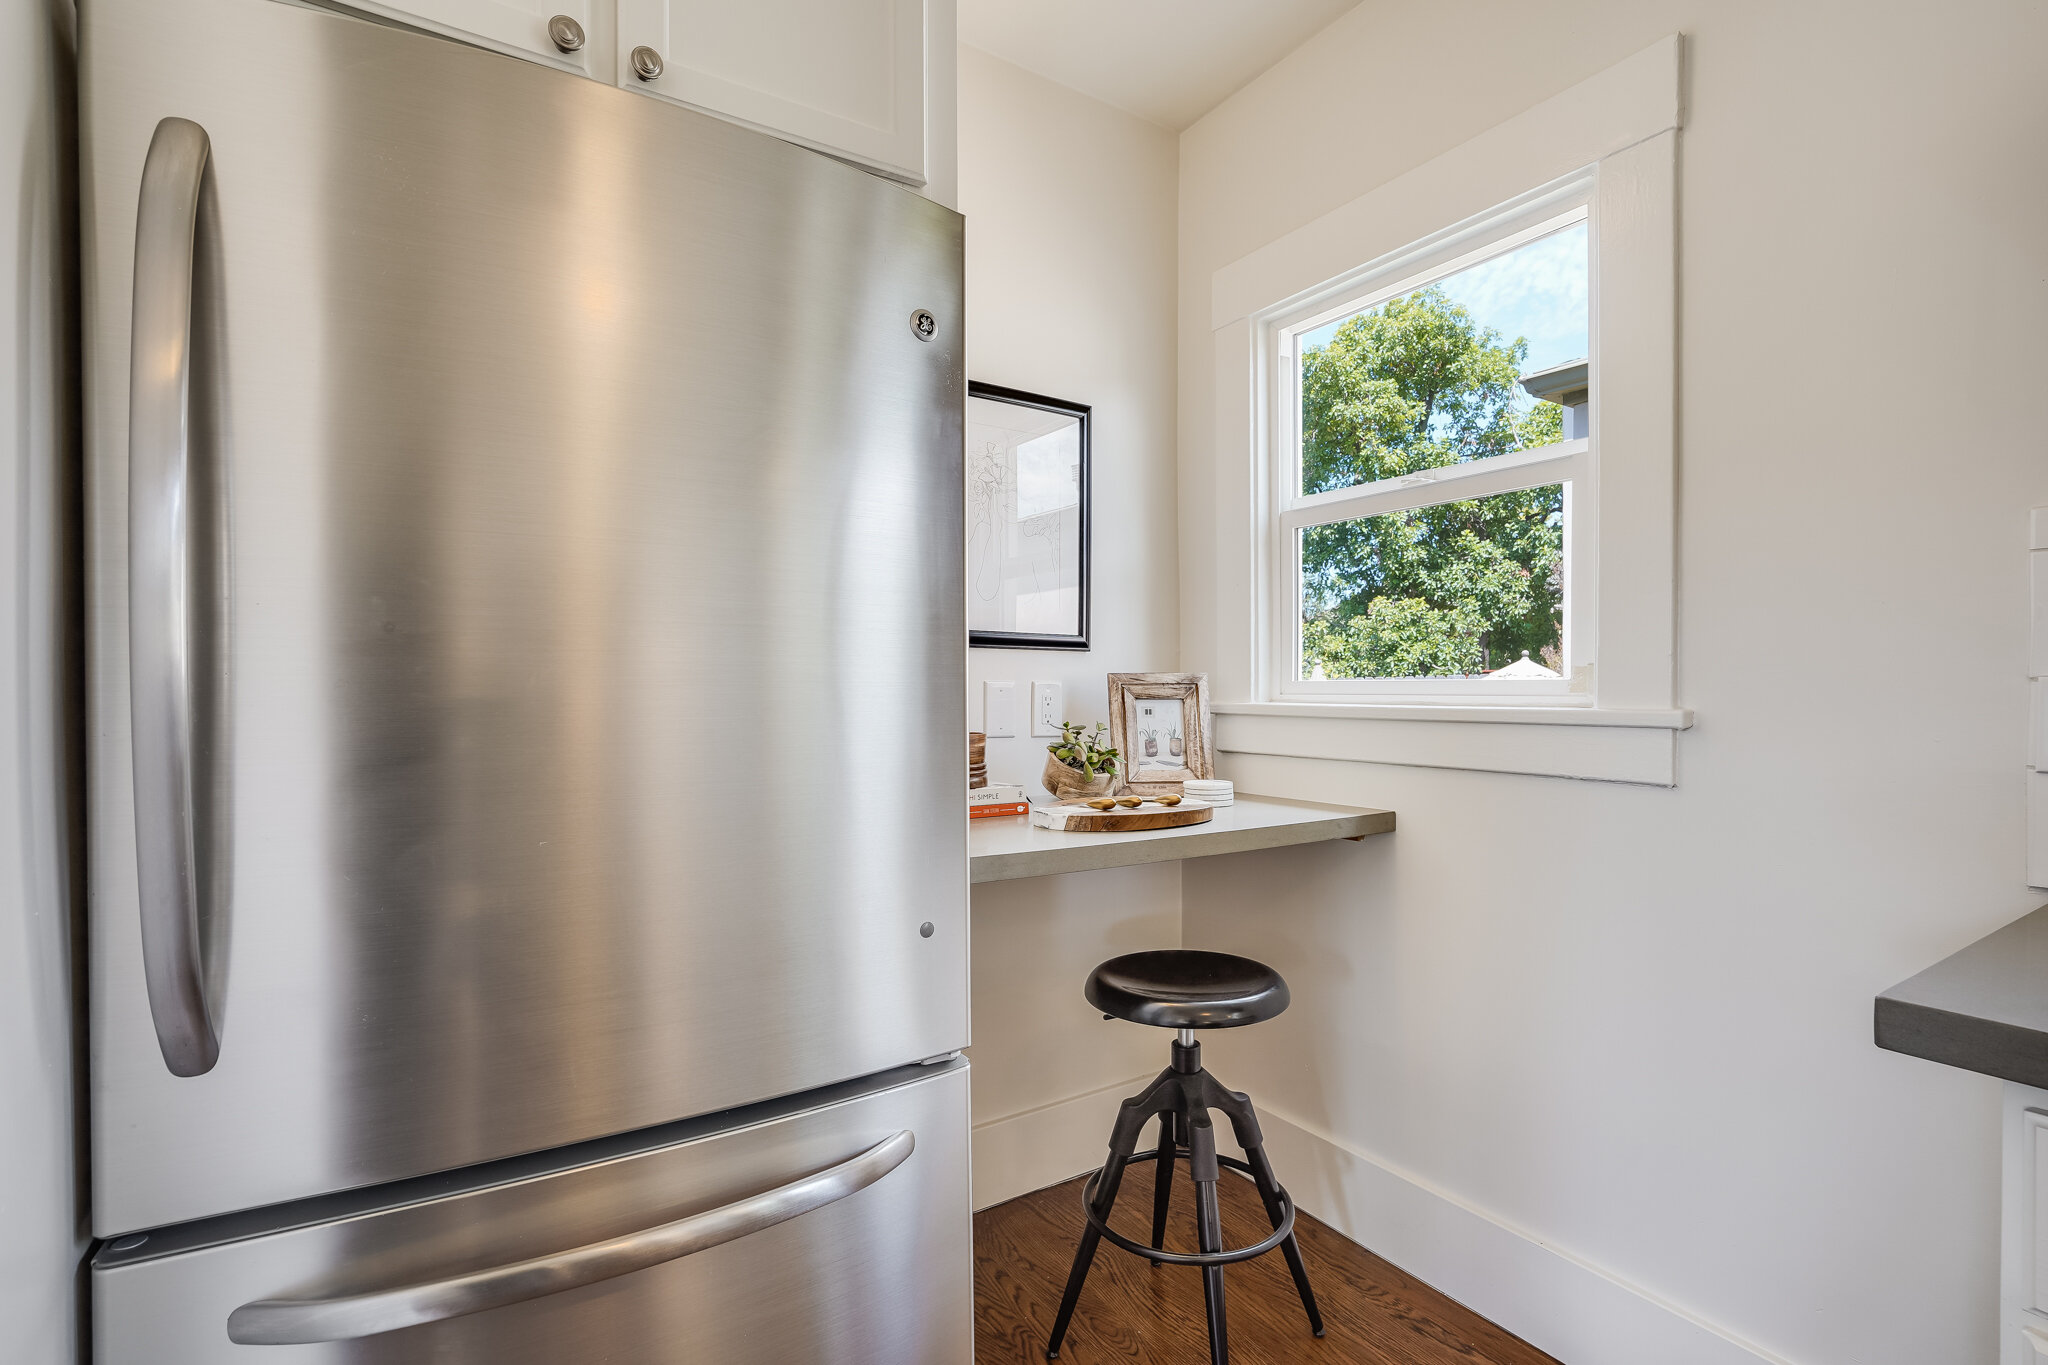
[1042,754,1115,803]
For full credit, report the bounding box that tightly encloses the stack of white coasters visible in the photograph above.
[1183,779,1234,806]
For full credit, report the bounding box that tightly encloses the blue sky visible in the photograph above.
[1302,222,1588,394]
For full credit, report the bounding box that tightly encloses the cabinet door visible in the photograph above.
[2005,1089,2048,1362]
[341,0,600,76]
[616,0,926,184]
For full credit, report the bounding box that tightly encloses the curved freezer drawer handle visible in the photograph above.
[226,1128,917,1345]
[129,115,221,1078]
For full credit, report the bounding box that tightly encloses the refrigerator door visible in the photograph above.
[83,0,967,1234]
[94,1062,972,1364]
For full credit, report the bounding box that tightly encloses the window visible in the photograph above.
[1269,201,1592,701]
[1200,36,1685,782]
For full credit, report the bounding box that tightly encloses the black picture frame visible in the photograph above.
[966,381,1091,651]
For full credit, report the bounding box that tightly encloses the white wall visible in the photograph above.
[956,46,1184,1206]
[1,0,84,1361]
[1177,4,2048,1365]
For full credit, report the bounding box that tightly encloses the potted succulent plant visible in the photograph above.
[1042,721,1119,802]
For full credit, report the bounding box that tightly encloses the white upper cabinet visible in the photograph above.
[615,0,927,185]
[342,0,602,75]
[325,0,938,191]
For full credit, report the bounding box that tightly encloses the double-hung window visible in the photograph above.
[1268,194,1593,702]
[1203,37,1685,783]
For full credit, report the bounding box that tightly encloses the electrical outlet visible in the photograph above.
[983,681,1019,738]
[1031,682,1063,737]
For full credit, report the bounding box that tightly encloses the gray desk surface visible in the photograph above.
[1875,902,2048,1088]
[968,794,1394,885]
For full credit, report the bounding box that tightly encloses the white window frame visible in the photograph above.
[1195,35,1690,784]
[1264,196,1593,704]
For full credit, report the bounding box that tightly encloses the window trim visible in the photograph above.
[1194,35,1688,784]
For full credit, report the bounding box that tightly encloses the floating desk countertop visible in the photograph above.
[968,794,1394,885]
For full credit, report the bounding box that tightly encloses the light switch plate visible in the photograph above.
[983,680,1019,738]
[1031,682,1063,737]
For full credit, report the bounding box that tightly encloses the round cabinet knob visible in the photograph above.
[547,14,585,52]
[630,45,664,81]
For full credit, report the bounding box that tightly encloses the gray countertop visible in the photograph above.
[1875,902,2048,1088]
[968,794,1394,884]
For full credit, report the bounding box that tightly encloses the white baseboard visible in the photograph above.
[1256,1106,1796,1365]
[971,1075,1145,1211]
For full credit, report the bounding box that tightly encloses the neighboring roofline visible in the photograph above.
[1519,358,1589,404]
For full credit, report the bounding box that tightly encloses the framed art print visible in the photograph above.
[966,382,1090,650]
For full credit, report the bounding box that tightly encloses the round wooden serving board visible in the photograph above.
[1031,800,1214,833]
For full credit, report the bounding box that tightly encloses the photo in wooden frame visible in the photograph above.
[1106,673,1213,797]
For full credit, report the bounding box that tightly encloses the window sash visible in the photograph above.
[1280,438,1586,531]
[1273,467,1585,699]
[1276,204,1590,361]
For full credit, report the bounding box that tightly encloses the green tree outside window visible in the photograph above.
[1299,286,1567,680]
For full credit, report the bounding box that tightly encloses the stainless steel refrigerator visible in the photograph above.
[80,0,970,1358]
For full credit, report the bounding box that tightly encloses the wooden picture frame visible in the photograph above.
[966,382,1091,651]
[1107,673,1213,797]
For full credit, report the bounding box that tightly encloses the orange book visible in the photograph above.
[967,802,1031,820]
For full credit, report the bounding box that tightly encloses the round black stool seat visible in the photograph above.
[1086,950,1289,1030]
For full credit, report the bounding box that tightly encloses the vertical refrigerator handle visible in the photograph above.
[226,1130,918,1344]
[128,116,222,1077]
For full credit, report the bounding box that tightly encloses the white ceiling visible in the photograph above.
[956,0,1362,132]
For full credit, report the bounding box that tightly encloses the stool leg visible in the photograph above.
[1199,1074,1325,1338]
[1244,1143,1324,1337]
[1045,1156,1126,1360]
[1149,1110,1178,1253]
[1046,1096,1153,1360]
[1188,1112,1230,1365]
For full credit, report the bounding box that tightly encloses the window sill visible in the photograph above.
[1210,701,1693,786]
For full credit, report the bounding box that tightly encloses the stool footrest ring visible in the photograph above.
[1081,1149,1296,1268]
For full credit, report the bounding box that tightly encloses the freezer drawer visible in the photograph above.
[93,1062,971,1364]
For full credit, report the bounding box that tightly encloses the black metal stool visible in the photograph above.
[1045,950,1323,1364]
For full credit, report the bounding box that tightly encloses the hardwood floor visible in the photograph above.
[975,1170,1559,1365]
